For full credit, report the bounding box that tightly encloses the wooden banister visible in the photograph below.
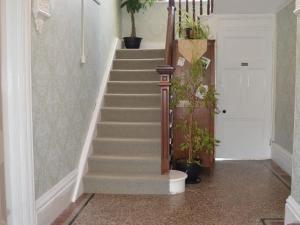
[165,6,175,65]
[157,66,174,175]
[158,0,215,175]
[156,3,176,175]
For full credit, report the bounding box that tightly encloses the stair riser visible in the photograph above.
[88,158,161,174]
[113,59,164,70]
[110,71,159,81]
[107,82,160,94]
[104,95,160,108]
[97,123,160,139]
[116,50,165,59]
[101,109,161,122]
[93,139,161,157]
[83,176,169,195]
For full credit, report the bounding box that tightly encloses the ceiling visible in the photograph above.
[214,0,293,14]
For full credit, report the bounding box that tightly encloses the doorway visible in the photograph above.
[216,16,274,160]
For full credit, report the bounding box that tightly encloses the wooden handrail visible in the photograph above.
[165,6,175,65]
[157,66,174,175]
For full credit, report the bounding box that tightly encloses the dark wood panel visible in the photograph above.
[173,40,215,169]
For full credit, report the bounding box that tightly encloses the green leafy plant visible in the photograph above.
[177,12,210,39]
[121,0,155,37]
[171,58,219,164]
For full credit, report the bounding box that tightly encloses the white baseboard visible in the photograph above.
[271,143,292,176]
[36,170,77,225]
[285,196,300,224]
[72,37,120,202]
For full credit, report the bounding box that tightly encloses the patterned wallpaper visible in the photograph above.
[292,14,300,204]
[274,0,297,153]
[31,0,120,199]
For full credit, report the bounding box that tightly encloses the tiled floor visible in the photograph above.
[53,160,290,225]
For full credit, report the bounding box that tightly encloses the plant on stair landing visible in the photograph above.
[121,0,155,49]
[177,12,210,39]
[171,58,219,184]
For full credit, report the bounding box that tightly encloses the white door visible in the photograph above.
[216,19,273,160]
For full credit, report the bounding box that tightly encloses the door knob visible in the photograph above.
[222,110,227,114]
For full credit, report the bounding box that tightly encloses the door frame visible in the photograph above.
[1,0,37,224]
[215,14,276,160]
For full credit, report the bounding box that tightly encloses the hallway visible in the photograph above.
[53,161,290,225]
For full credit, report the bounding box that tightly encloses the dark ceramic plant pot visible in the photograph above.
[123,37,142,49]
[185,28,194,39]
[175,159,201,184]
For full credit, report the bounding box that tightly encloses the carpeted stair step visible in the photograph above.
[116,49,165,59]
[88,155,161,175]
[101,107,160,122]
[103,94,160,108]
[107,81,160,94]
[83,173,169,195]
[113,59,164,70]
[97,122,160,139]
[110,70,159,82]
[92,138,161,157]
[83,48,170,195]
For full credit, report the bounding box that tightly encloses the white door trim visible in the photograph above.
[1,0,37,224]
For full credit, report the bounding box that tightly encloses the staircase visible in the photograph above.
[83,49,170,195]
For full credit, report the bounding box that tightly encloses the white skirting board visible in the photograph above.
[285,196,300,224]
[271,143,292,176]
[36,170,77,225]
[72,38,120,202]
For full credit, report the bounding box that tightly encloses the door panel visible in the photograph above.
[216,24,273,159]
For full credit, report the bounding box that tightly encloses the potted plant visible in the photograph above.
[178,12,210,39]
[176,12,211,65]
[171,58,219,183]
[121,0,155,49]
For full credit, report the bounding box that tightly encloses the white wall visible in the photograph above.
[215,0,289,14]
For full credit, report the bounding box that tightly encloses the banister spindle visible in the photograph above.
[186,0,189,13]
[192,0,195,21]
[207,0,211,15]
[179,0,182,37]
[156,65,174,175]
[211,0,214,14]
[200,0,203,15]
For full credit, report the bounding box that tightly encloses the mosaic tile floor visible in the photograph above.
[53,160,290,225]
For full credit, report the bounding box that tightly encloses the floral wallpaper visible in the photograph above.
[292,12,300,205]
[31,0,120,199]
[274,0,297,153]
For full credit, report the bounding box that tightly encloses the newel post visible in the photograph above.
[156,65,174,175]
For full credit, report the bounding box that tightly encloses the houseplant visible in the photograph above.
[178,12,210,39]
[171,58,219,183]
[121,0,155,49]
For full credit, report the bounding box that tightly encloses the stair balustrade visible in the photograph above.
[157,0,214,175]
